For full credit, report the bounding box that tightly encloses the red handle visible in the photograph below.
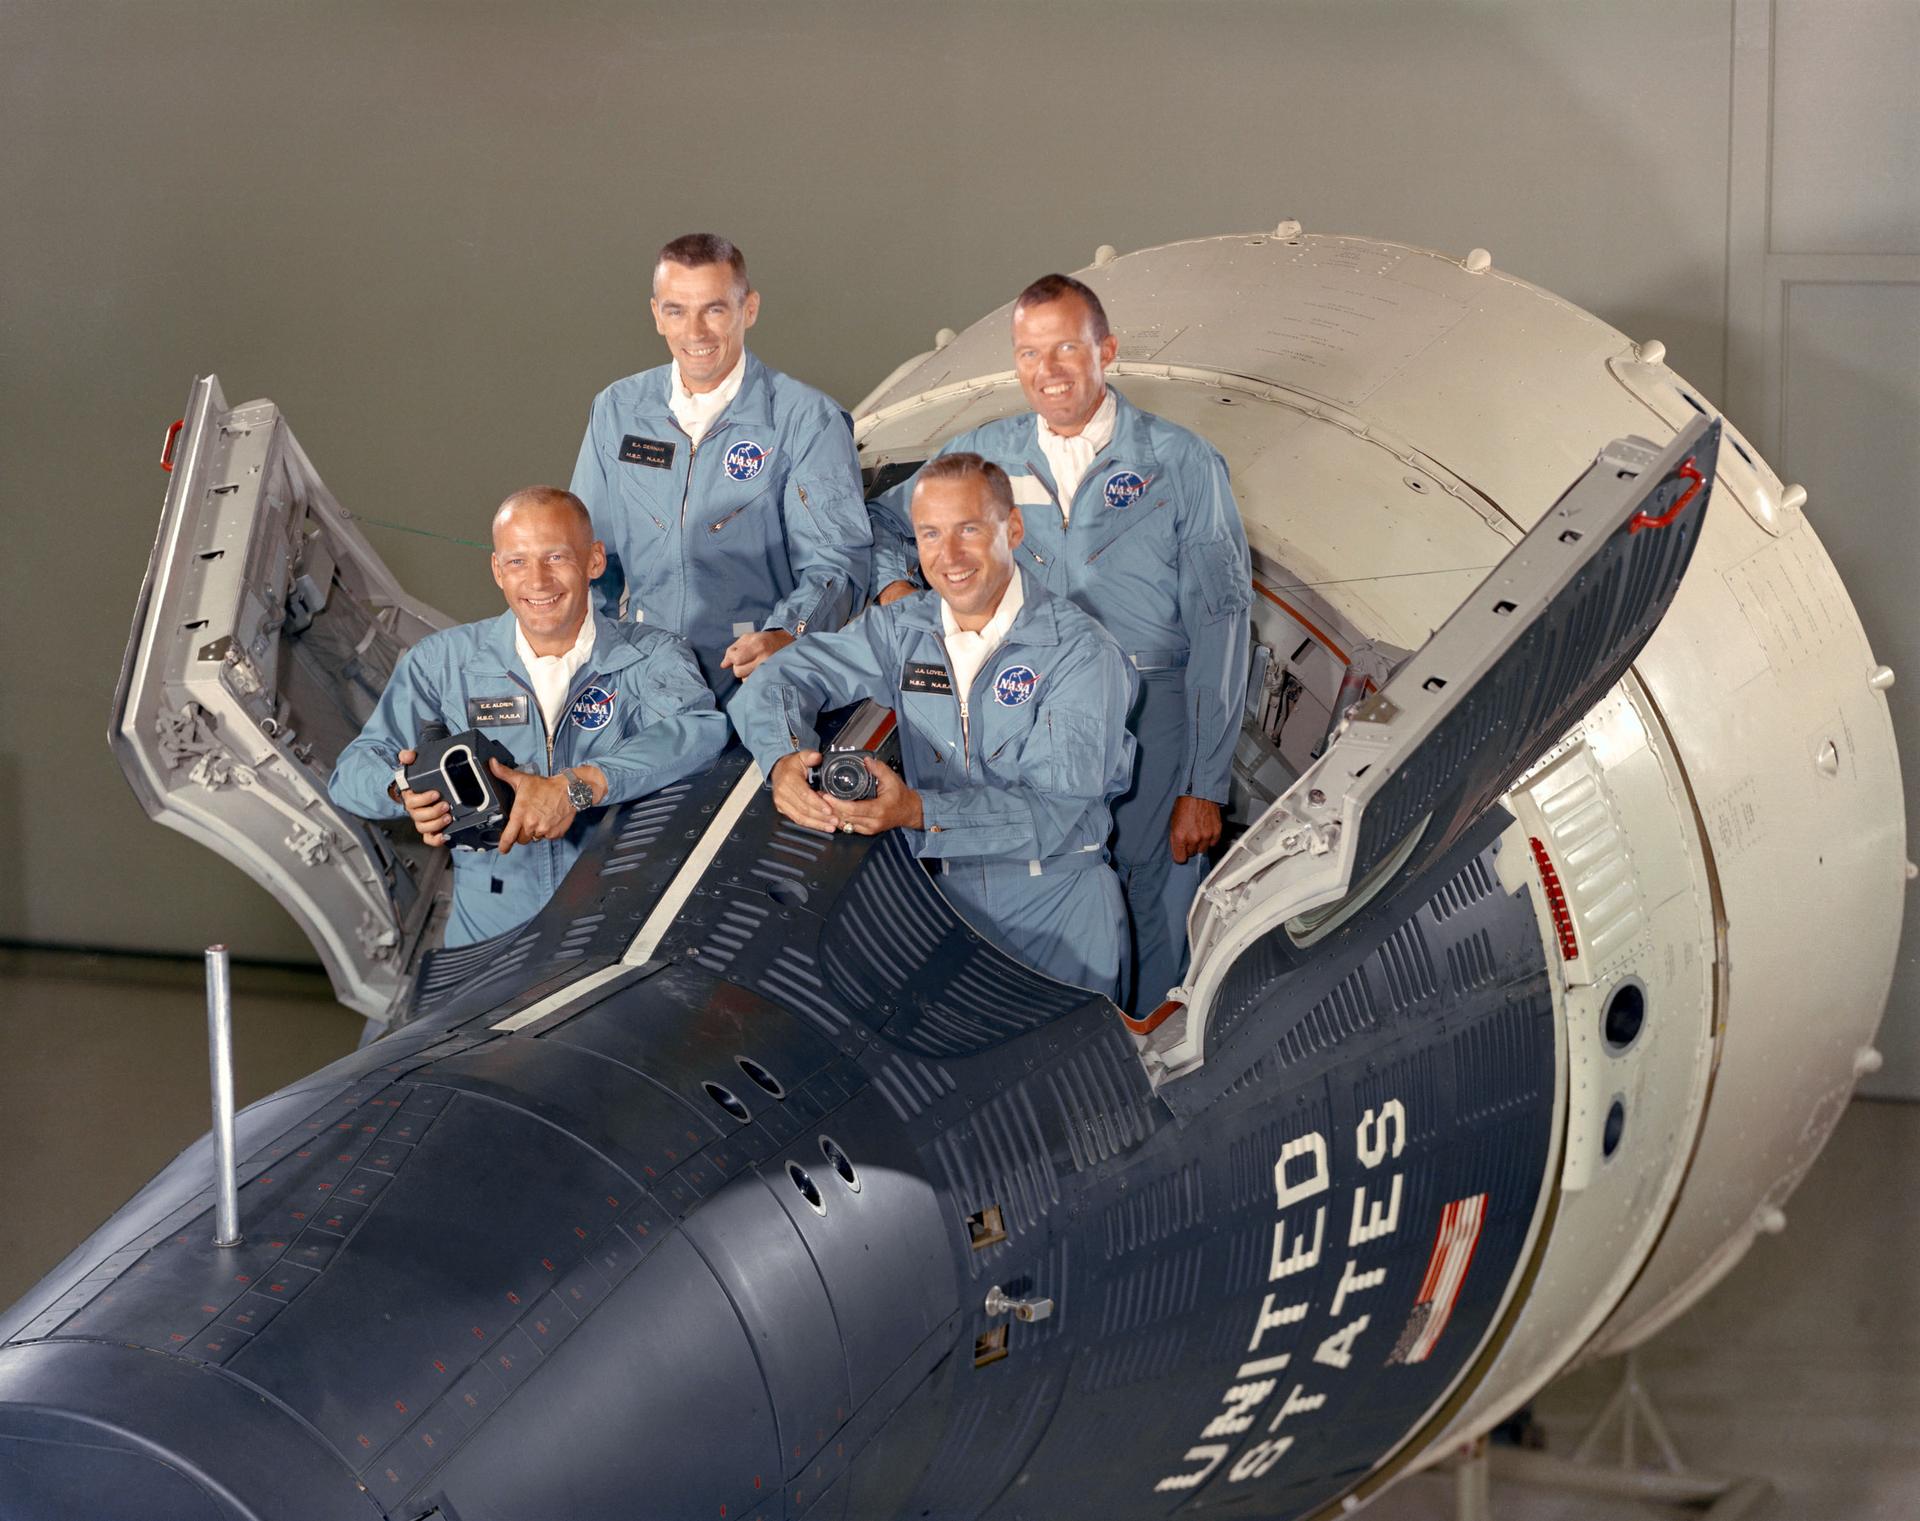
[1628,456,1703,534]
[159,418,185,474]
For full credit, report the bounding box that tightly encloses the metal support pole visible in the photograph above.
[205,945,242,1247]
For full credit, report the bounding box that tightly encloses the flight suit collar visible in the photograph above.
[479,609,653,686]
[1019,388,1164,506]
[634,350,777,431]
[895,577,1066,650]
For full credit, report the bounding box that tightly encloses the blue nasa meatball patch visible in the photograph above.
[993,664,1039,706]
[1102,469,1149,510]
[569,685,617,730]
[724,440,769,482]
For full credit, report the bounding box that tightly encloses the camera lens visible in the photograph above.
[820,752,878,801]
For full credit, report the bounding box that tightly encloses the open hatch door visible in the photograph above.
[112,376,454,1024]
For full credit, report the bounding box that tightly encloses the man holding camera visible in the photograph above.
[869,274,1251,1014]
[330,487,730,947]
[732,453,1137,998]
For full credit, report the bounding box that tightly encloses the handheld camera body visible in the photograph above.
[399,723,518,848]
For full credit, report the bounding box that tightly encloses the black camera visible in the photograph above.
[808,750,879,802]
[400,723,518,847]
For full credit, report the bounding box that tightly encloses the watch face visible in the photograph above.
[566,774,593,808]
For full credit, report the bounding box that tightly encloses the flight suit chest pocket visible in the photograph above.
[617,452,677,535]
[900,690,958,751]
[1085,487,1174,566]
[980,695,1042,773]
[702,437,780,536]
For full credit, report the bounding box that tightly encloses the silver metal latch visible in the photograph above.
[985,1285,1055,1323]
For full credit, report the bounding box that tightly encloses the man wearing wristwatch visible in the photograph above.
[330,486,730,947]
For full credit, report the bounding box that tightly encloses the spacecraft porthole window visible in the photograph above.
[788,1161,827,1214]
[1602,1097,1628,1160]
[1602,979,1647,1054]
[704,1081,751,1124]
[820,1135,860,1192]
[737,1055,786,1100]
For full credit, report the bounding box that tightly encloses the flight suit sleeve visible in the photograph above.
[916,640,1138,862]
[763,406,871,637]
[569,391,628,620]
[728,614,898,778]
[1174,444,1253,802]
[589,637,733,806]
[328,643,445,821]
[867,469,921,593]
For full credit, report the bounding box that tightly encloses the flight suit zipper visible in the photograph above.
[940,646,1000,781]
[1024,458,1071,535]
[503,674,556,776]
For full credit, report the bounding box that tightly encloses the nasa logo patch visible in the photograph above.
[569,685,616,731]
[724,440,769,482]
[1102,469,1149,510]
[993,664,1039,706]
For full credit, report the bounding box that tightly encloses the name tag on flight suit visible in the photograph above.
[467,694,531,727]
[902,660,953,695]
[620,435,676,469]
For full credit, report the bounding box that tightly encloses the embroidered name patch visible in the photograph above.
[569,685,616,730]
[902,660,954,695]
[620,435,676,469]
[1102,469,1149,510]
[724,440,769,482]
[993,664,1039,706]
[467,694,530,728]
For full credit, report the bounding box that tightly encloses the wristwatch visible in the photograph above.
[562,769,594,811]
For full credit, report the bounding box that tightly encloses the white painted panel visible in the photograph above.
[1783,280,1920,1096]
[1771,0,1920,255]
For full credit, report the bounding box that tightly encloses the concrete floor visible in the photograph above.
[0,950,1914,1519]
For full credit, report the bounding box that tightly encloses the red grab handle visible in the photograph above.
[159,418,185,473]
[1629,456,1704,535]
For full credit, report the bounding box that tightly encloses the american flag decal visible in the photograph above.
[1389,1193,1488,1365]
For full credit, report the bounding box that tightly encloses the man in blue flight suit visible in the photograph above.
[331,487,730,947]
[733,454,1138,998]
[870,274,1252,1013]
[569,232,871,702]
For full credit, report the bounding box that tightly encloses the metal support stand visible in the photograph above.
[1478,1352,1772,1518]
[205,944,243,1248]
[1447,1436,1491,1521]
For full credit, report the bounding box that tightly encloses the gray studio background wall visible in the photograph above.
[3,2,1912,1085]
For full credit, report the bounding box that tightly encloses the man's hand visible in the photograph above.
[828,757,923,836]
[721,628,794,680]
[492,760,578,854]
[770,751,839,833]
[1169,795,1223,865]
[395,748,453,847]
[875,579,918,607]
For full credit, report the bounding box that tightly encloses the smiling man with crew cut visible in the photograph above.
[869,274,1252,1014]
[330,487,730,947]
[569,233,871,702]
